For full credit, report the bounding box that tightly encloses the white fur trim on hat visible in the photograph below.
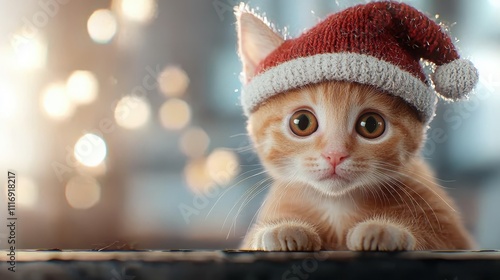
[432,59,479,101]
[242,53,437,123]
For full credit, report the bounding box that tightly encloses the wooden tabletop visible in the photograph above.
[0,250,499,280]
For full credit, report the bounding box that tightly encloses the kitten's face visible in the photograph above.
[248,82,424,197]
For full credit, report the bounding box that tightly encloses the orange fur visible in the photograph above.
[241,82,473,251]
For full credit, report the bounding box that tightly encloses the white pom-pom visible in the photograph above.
[432,59,479,100]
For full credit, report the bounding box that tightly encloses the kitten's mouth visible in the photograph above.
[318,169,346,182]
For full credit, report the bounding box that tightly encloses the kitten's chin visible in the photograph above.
[310,177,360,197]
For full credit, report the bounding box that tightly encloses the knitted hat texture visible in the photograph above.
[241,1,479,123]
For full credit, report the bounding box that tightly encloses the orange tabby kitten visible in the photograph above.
[236,6,475,251]
[242,81,473,251]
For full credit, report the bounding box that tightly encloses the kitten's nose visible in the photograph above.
[322,151,349,169]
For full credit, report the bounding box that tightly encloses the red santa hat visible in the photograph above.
[238,1,478,123]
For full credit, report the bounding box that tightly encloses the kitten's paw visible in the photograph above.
[251,222,321,251]
[346,220,416,251]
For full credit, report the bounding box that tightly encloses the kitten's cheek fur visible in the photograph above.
[346,220,416,251]
[249,222,322,251]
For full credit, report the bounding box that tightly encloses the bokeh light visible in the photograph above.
[120,0,157,23]
[179,127,210,158]
[158,98,191,130]
[66,70,99,105]
[74,133,107,167]
[0,81,18,119]
[158,66,190,97]
[184,158,214,194]
[489,0,500,8]
[17,177,38,208]
[10,34,47,69]
[114,96,151,129]
[41,83,75,121]
[4,176,38,208]
[87,9,118,44]
[65,176,101,209]
[206,149,240,185]
[77,162,108,177]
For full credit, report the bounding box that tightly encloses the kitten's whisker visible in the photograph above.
[372,171,418,215]
[365,180,380,203]
[371,160,449,195]
[229,133,250,138]
[205,167,268,220]
[400,181,442,232]
[242,171,300,240]
[272,172,299,218]
[372,170,440,234]
[244,181,273,237]
[371,161,456,213]
[234,147,255,153]
[367,172,417,218]
[239,163,265,167]
[227,183,270,239]
[366,175,388,205]
[347,190,359,211]
[222,177,270,232]
[371,160,456,185]
[364,173,393,206]
[229,177,273,235]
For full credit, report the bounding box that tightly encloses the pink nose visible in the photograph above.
[322,151,349,169]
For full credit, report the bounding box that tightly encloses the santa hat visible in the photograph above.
[237,1,478,123]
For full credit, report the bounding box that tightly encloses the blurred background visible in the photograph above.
[0,0,499,250]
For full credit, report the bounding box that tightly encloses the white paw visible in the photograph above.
[347,221,416,251]
[250,223,322,251]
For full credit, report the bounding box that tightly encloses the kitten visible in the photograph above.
[241,81,473,250]
[236,5,475,251]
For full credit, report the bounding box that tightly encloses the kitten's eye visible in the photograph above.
[356,112,385,139]
[289,110,318,137]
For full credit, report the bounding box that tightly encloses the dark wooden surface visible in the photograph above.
[1,250,499,280]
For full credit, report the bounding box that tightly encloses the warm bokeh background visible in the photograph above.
[0,0,499,249]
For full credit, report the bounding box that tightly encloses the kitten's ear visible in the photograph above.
[236,6,284,82]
